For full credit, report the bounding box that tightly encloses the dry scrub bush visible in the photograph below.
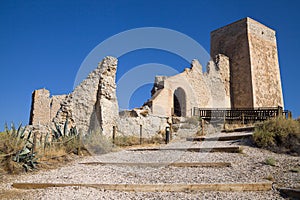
[0,132,26,173]
[83,131,112,154]
[184,117,199,126]
[113,134,164,147]
[253,117,300,155]
[264,157,276,166]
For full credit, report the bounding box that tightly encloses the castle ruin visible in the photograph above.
[29,17,284,136]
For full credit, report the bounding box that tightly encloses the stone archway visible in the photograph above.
[173,87,186,117]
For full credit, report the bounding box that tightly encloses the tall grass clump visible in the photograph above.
[253,117,300,154]
[0,120,88,174]
[0,123,37,173]
[83,130,112,154]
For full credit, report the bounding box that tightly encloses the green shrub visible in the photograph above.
[264,157,276,166]
[289,167,300,173]
[253,117,300,154]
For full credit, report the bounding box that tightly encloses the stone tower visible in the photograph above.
[210,17,284,109]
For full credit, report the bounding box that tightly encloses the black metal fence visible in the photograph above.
[193,107,291,124]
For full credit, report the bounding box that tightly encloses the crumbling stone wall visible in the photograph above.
[30,56,119,136]
[29,89,51,126]
[29,89,66,126]
[54,56,119,135]
[29,17,285,139]
[204,55,231,108]
[147,56,230,117]
[117,108,167,138]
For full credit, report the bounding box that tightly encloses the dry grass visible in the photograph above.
[83,131,112,154]
[0,133,26,174]
[253,117,300,155]
[113,134,165,147]
[0,129,89,174]
[140,110,149,117]
[264,174,275,181]
[184,117,199,126]
[223,123,254,132]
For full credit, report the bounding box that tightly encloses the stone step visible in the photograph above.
[12,182,272,192]
[186,133,253,141]
[221,126,255,133]
[79,162,232,168]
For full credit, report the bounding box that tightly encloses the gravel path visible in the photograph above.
[0,131,299,199]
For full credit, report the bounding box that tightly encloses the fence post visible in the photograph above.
[288,111,292,119]
[277,106,283,117]
[112,126,116,144]
[140,125,142,145]
[242,113,245,125]
[223,112,226,130]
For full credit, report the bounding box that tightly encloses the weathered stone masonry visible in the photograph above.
[29,89,66,126]
[29,17,284,137]
[210,17,283,109]
[30,56,119,136]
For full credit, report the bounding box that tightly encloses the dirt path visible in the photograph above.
[1,132,299,199]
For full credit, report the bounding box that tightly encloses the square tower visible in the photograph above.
[210,17,284,109]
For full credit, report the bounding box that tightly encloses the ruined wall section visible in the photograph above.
[96,57,119,136]
[148,89,172,117]
[211,18,254,108]
[204,55,231,108]
[215,54,231,100]
[50,95,67,121]
[118,108,167,138]
[247,18,284,108]
[29,89,51,126]
[54,56,119,135]
[184,59,211,110]
[148,59,210,117]
[148,58,229,117]
[29,89,66,126]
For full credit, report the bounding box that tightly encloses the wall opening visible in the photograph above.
[173,87,186,117]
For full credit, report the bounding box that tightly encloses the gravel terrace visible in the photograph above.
[0,131,299,199]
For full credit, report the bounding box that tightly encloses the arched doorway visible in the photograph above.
[173,87,186,117]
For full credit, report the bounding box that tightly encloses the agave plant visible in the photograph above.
[3,122,38,172]
[52,119,72,140]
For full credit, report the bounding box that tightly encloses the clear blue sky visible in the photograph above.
[0,0,299,130]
